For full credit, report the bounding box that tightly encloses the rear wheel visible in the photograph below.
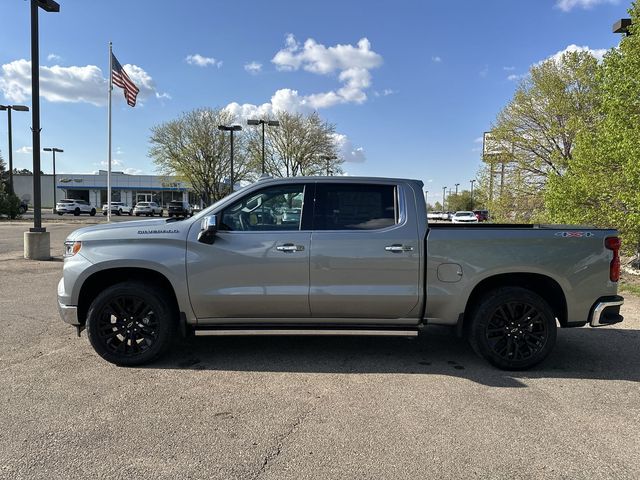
[128,210,132,216]
[86,282,176,366]
[468,287,557,370]
[159,210,164,217]
[90,208,96,216]
[74,208,80,216]
[117,209,122,216]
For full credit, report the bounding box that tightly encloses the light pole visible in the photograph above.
[25,0,59,261]
[442,186,447,211]
[0,105,29,194]
[43,147,62,212]
[320,155,337,176]
[218,125,242,193]
[454,183,460,195]
[247,119,279,176]
[470,179,476,210]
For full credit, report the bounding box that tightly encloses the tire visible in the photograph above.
[159,210,164,217]
[136,213,140,216]
[168,213,173,217]
[86,282,176,366]
[103,212,107,216]
[74,208,80,216]
[90,209,96,216]
[117,209,122,216]
[467,287,557,370]
[128,211,132,216]
[58,212,64,216]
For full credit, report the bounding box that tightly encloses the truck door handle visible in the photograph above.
[276,243,305,253]
[385,244,414,253]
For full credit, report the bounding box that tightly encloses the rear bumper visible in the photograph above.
[589,295,624,327]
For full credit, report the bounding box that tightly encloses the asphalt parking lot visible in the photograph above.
[1,220,639,479]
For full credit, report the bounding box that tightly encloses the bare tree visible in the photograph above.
[149,108,251,204]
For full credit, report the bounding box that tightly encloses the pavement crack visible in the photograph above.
[252,397,322,479]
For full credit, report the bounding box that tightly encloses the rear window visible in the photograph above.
[137,202,149,206]
[59,200,73,204]
[169,201,183,207]
[313,183,397,230]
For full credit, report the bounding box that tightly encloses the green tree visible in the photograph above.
[545,2,640,256]
[480,49,600,222]
[149,108,252,204]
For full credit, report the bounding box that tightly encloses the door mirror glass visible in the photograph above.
[198,214,218,244]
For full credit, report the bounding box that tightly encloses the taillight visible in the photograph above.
[605,236,621,282]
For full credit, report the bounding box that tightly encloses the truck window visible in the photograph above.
[220,184,305,231]
[313,183,397,230]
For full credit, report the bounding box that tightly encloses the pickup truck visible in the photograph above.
[57,177,624,370]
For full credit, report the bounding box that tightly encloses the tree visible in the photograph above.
[480,49,600,222]
[149,108,252,204]
[245,111,342,177]
[545,2,640,256]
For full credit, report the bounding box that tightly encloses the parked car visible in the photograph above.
[102,201,133,216]
[281,208,301,225]
[427,211,442,221]
[474,210,489,222]
[58,176,623,371]
[56,199,96,216]
[133,202,163,217]
[19,200,28,215]
[167,201,192,218]
[452,211,479,224]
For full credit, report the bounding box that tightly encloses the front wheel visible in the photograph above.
[159,210,164,217]
[128,210,132,216]
[74,208,80,216]
[468,287,557,370]
[86,282,176,366]
[90,209,96,216]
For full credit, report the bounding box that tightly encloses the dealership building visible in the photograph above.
[13,170,198,208]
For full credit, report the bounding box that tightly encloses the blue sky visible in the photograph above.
[0,0,629,203]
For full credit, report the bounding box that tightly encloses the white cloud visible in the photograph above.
[503,66,516,71]
[268,34,383,109]
[542,44,608,64]
[0,59,167,107]
[507,73,525,81]
[432,56,442,63]
[17,146,32,154]
[555,0,618,12]
[244,61,263,74]
[332,133,366,163]
[185,54,222,68]
[479,65,489,78]
[47,53,61,62]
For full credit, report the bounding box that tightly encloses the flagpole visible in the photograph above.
[107,41,112,222]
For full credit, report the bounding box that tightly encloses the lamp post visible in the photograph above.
[454,183,460,195]
[0,105,29,194]
[320,155,337,176]
[24,0,59,261]
[470,179,476,210]
[247,119,279,176]
[218,125,242,193]
[43,147,62,212]
[442,186,447,211]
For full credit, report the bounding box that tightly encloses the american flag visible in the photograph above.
[111,52,139,107]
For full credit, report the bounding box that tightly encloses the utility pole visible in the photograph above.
[247,118,279,176]
[470,179,476,210]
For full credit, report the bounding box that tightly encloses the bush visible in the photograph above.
[0,189,21,219]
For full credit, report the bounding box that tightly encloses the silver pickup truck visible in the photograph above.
[57,177,624,370]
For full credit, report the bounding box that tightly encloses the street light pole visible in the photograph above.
[43,147,62,211]
[0,105,29,194]
[455,183,460,195]
[29,0,59,233]
[247,119,279,176]
[470,179,476,210]
[442,186,447,211]
[320,155,337,176]
[218,125,242,193]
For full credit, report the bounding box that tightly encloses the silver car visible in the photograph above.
[133,201,163,217]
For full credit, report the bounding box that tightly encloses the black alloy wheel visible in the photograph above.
[74,208,80,216]
[86,282,175,366]
[468,287,557,370]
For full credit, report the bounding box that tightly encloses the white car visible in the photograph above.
[102,201,133,216]
[427,211,442,220]
[56,199,96,216]
[452,211,479,223]
[133,201,163,217]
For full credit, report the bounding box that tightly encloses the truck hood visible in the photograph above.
[66,218,193,242]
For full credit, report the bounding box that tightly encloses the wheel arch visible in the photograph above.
[461,273,568,334]
[77,267,179,326]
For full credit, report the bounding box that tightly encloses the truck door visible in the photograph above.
[309,182,422,322]
[186,183,311,320]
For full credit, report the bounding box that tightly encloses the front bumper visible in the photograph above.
[58,300,79,325]
[589,295,624,327]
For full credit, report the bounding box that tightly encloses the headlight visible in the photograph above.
[64,241,82,257]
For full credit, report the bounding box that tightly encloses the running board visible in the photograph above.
[195,328,418,337]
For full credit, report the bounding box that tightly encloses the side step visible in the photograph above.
[195,327,419,337]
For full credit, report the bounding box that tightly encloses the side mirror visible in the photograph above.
[197,214,219,244]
